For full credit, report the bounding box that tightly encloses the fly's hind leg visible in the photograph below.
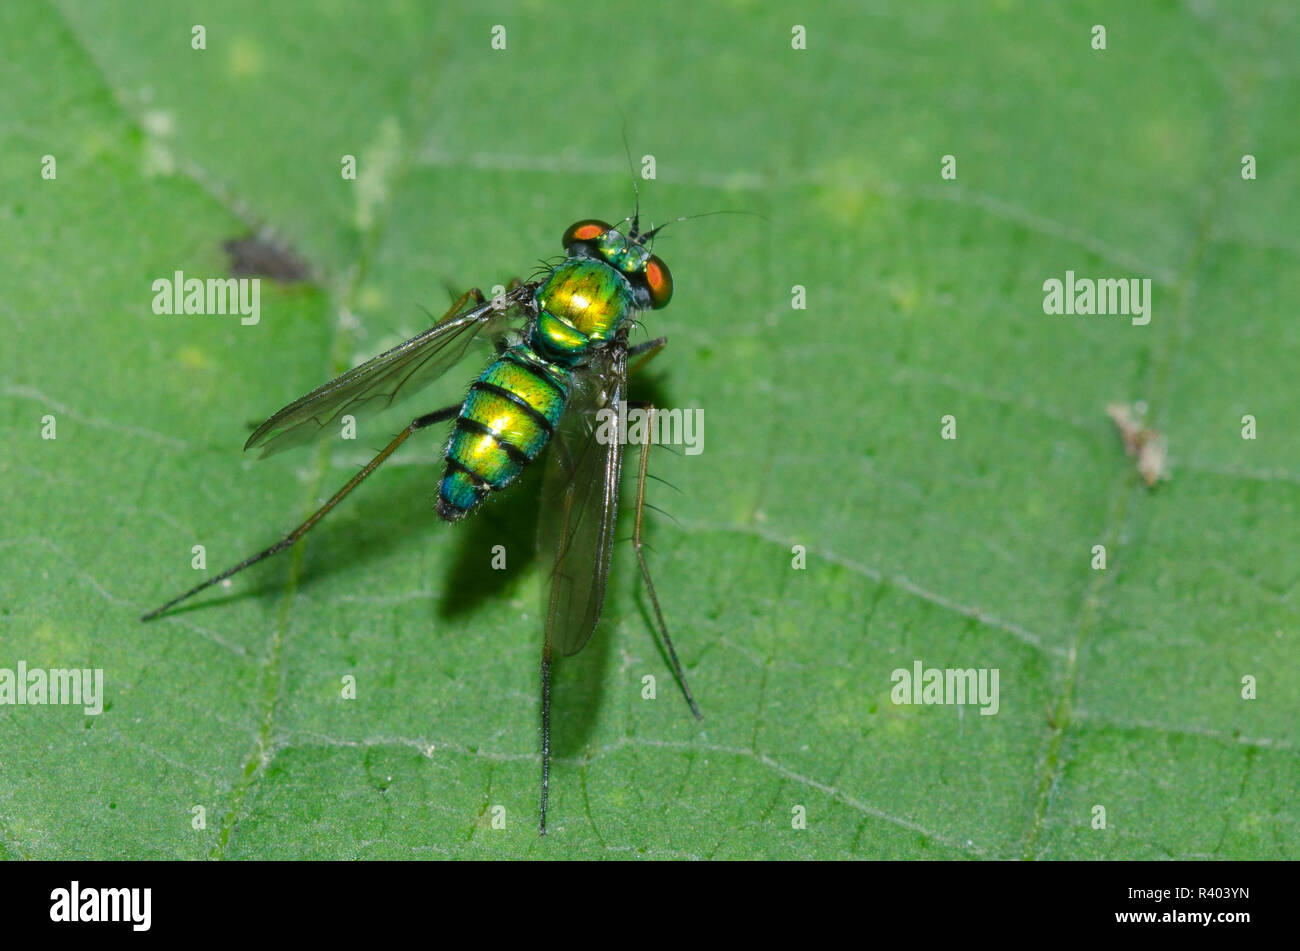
[141,405,460,621]
[627,397,702,720]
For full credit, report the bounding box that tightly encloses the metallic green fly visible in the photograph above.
[141,198,702,834]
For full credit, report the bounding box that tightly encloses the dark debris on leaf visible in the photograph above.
[222,232,311,282]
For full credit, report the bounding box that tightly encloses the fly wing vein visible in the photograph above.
[245,288,530,457]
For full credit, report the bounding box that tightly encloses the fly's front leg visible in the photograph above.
[627,397,702,720]
[627,336,667,376]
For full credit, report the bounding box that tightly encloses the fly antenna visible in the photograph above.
[640,209,765,243]
[621,123,641,238]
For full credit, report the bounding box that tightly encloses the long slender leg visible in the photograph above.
[536,340,678,834]
[627,335,667,375]
[141,405,460,621]
[539,637,553,835]
[420,286,487,330]
[630,402,702,720]
[440,283,487,309]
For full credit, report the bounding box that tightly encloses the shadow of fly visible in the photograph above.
[141,191,704,834]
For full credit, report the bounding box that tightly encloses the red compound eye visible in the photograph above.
[644,255,673,308]
[562,219,611,248]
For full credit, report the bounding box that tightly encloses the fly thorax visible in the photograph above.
[531,258,635,363]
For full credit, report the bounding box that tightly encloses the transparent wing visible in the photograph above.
[537,341,628,657]
[245,284,534,457]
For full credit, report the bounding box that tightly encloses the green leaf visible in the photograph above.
[2,0,1296,859]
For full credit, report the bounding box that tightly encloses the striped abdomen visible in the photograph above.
[437,347,570,520]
